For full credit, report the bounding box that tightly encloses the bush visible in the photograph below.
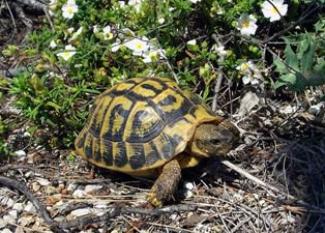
[3,0,324,147]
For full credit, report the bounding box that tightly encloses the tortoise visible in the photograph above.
[75,77,240,207]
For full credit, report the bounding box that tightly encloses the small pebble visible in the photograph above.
[184,190,193,198]
[0,218,6,228]
[35,177,51,186]
[67,183,78,192]
[3,215,16,225]
[2,229,13,233]
[72,189,87,198]
[0,196,15,207]
[8,210,18,219]
[24,201,36,213]
[184,182,194,190]
[12,203,24,212]
[69,208,93,217]
[44,186,58,195]
[14,150,26,158]
[84,185,103,194]
[32,182,41,192]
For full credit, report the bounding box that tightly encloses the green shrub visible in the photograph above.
[3,0,324,147]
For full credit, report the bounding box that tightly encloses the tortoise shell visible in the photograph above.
[75,77,224,173]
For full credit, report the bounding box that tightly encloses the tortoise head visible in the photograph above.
[190,120,240,157]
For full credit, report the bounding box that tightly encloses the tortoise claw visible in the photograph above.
[146,192,162,207]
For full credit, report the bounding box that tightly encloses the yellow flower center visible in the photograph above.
[271,6,279,15]
[242,19,250,28]
[135,43,143,50]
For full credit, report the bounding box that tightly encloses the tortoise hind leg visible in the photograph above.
[146,159,181,207]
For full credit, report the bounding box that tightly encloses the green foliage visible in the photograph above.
[4,0,324,147]
[274,33,325,91]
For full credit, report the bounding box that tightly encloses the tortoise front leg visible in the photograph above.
[146,159,181,207]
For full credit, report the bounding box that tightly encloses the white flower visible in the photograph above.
[102,26,114,40]
[212,44,228,56]
[69,26,83,42]
[128,0,142,11]
[187,39,197,46]
[237,61,262,85]
[190,0,201,3]
[49,40,57,49]
[143,50,159,63]
[57,45,76,61]
[118,1,125,7]
[111,40,121,52]
[158,17,165,24]
[237,14,258,36]
[261,0,288,22]
[93,25,100,34]
[62,0,78,19]
[67,27,75,34]
[124,38,149,56]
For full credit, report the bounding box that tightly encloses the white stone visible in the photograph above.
[3,215,16,224]
[32,182,41,192]
[14,226,24,233]
[12,203,24,212]
[0,196,15,207]
[0,218,7,228]
[8,210,18,219]
[72,189,86,198]
[24,201,36,213]
[184,190,193,198]
[69,208,93,217]
[14,150,26,158]
[67,183,78,192]
[184,182,194,190]
[84,185,103,194]
[35,177,51,186]
[2,229,13,233]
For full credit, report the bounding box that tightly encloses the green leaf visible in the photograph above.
[283,39,299,71]
[279,73,297,85]
[273,80,288,89]
[274,58,288,74]
[300,35,316,73]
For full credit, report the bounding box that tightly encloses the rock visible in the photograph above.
[14,150,26,160]
[18,215,35,226]
[279,104,296,115]
[14,227,24,233]
[0,196,15,207]
[12,203,24,212]
[69,208,93,217]
[184,182,194,190]
[8,210,18,219]
[35,177,51,186]
[238,91,260,116]
[3,215,16,225]
[2,229,13,233]
[309,102,324,115]
[182,212,207,227]
[32,182,41,192]
[24,201,36,213]
[72,189,87,198]
[0,218,6,228]
[84,185,103,194]
[47,194,62,205]
[67,183,78,192]
[44,186,58,195]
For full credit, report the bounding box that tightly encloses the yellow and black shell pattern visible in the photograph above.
[75,77,223,173]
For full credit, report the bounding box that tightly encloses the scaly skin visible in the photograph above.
[146,159,181,207]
